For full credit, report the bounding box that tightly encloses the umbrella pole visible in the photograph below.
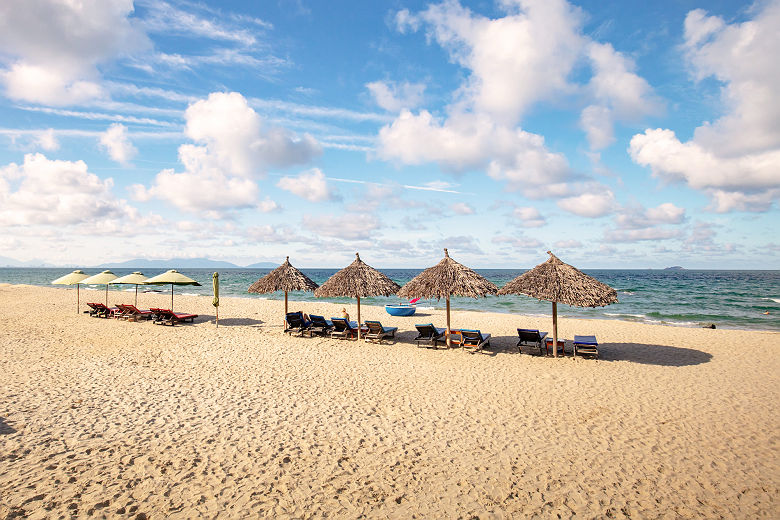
[446,297,451,348]
[105,284,109,307]
[552,301,558,358]
[77,284,80,315]
[171,284,174,312]
[135,285,138,307]
[357,296,361,340]
[284,291,288,327]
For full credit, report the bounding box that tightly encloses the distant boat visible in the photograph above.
[385,304,416,316]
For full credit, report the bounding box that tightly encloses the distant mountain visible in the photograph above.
[245,261,278,268]
[99,258,240,269]
[0,256,54,267]
[664,266,685,270]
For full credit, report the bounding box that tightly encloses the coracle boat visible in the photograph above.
[385,304,416,317]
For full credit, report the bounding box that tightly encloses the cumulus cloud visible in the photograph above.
[492,235,543,249]
[99,123,137,164]
[605,227,681,243]
[0,0,150,105]
[0,153,136,227]
[303,213,380,240]
[381,0,658,199]
[556,189,616,217]
[451,202,474,215]
[554,239,582,249]
[580,42,660,150]
[629,2,780,212]
[277,168,336,202]
[615,202,686,229]
[134,92,321,212]
[366,81,426,112]
[36,128,59,151]
[512,206,546,227]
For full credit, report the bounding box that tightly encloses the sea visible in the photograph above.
[2,268,778,332]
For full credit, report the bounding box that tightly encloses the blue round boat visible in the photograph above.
[385,304,416,317]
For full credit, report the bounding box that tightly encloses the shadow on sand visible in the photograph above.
[203,315,265,327]
[391,333,713,367]
[0,417,16,435]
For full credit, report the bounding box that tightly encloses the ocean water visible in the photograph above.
[2,268,778,332]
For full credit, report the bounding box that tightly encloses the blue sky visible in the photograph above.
[0,0,778,269]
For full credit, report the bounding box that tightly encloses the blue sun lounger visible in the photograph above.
[573,335,599,358]
[364,321,398,343]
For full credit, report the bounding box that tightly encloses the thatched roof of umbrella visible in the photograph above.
[398,249,497,348]
[248,256,319,294]
[314,253,400,298]
[498,251,617,358]
[315,253,400,340]
[497,251,617,307]
[398,248,498,299]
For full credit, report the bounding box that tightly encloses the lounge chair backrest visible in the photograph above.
[518,328,542,342]
[330,317,349,331]
[309,315,329,327]
[286,312,303,327]
[460,329,483,341]
[365,321,383,333]
[415,323,436,336]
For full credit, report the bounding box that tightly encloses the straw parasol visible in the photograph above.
[398,248,498,347]
[79,270,118,307]
[142,269,201,312]
[52,269,90,314]
[109,271,148,307]
[314,253,400,340]
[248,256,319,316]
[497,251,618,357]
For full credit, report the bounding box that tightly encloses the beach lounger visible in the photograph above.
[517,328,548,355]
[307,315,333,337]
[284,311,310,336]
[573,335,599,358]
[460,329,491,351]
[153,308,198,326]
[86,302,119,318]
[116,303,154,321]
[364,321,398,343]
[329,317,359,340]
[414,324,446,348]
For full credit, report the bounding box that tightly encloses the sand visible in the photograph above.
[0,284,778,519]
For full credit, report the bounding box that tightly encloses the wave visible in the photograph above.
[179,292,200,297]
[762,297,780,303]
[604,312,646,319]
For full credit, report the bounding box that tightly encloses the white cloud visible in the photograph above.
[366,81,426,112]
[512,206,546,227]
[277,168,336,202]
[492,235,543,249]
[451,202,474,215]
[554,239,582,249]
[257,197,280,213]
[303,213,380,240]
[0,153,136,227]
[0,0,150,105]
[629,2,780,212]
[99,123,137,164]
[556,189,616,217]
[580,42,660,150]
[615,202,686,229]
[135,92,321,212]
[605,228,681,243]
[36,128,59,151]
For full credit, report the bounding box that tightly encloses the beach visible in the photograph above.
[1,284,778,518]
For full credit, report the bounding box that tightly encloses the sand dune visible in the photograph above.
[1,284,778,518]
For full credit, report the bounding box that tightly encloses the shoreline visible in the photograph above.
[49,282,780,334]
[2,284,779,517]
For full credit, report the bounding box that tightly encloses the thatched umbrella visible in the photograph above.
[398,248,498,347]
[247,256,319,316]
[497,251,618,357]
[314,253,400,340]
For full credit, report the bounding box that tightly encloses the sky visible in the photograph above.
[0,0,778,269]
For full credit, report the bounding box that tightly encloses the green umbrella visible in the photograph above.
[212,272,219,327]
[52,269,90,314]
[142,269,201,312]
[109,271,148,307]
[79,270,119,307]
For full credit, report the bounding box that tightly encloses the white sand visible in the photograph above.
[1,284,778,518]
